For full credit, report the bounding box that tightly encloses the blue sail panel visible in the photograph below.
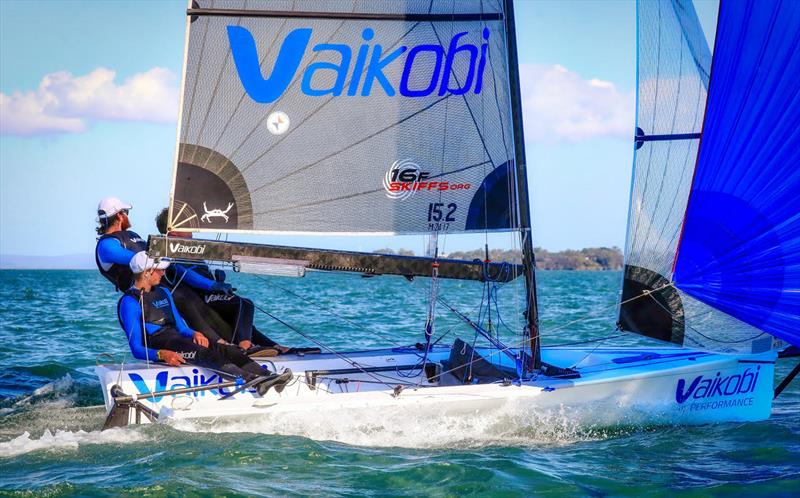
[673,0,800,346]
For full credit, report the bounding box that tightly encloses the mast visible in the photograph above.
[503,0,540,371]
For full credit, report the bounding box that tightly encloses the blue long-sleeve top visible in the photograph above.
[96,237,137,267]
[118,287,194,361]
[169,264,216,292]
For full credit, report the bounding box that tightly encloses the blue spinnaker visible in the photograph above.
[673,0,800,346]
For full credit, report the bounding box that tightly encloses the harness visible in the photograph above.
[119,286,178,331]
[95,230,146,291]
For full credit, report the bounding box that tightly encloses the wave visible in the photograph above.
[168,399,617,449]
[0,428,146,458]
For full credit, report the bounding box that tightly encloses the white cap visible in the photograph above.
[129,251,170,273]
[97,197,132,220]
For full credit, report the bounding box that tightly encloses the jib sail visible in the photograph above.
[672,0,800,349]
[167,0,520,235]
[621,0,799,352]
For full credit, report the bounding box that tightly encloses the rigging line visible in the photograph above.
[644,290,768,344]
[251,158,492,216]
[250,302,402,392]
[239,20,422,174]
[249,95,451,196]
[487,24,510,157]
[249,273,398,344]
[140,290,152,371]
[434,281,679,363]
[430,23,496,167]
[545,334,627,348]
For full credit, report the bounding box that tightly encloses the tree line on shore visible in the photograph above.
[375,247,624,271]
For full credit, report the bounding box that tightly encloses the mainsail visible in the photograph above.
[154,0,539,365]
[621,0,799,352]
[168,0,520,235]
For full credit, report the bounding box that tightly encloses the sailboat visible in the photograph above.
[97,0,799,430]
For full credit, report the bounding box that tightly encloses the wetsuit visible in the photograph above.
[164,263,277,347]
[117,285,265,380]
[95,230,147,291]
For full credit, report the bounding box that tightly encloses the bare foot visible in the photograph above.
[239,340,252,350]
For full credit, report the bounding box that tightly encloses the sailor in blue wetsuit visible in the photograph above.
[95,197,146,291]
[117,251,291,393]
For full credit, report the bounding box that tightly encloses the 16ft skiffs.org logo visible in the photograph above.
[383,160,472,200]
[227,26,491,102]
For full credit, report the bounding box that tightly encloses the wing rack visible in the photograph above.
[148,236,522,283]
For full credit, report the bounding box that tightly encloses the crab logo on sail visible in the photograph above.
[201,202,234,223]
[227,26,491,102]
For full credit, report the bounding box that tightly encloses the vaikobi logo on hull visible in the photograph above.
[227,26,491,102]
[675,366,762,411]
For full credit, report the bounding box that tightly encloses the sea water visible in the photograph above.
[0,270,797,496]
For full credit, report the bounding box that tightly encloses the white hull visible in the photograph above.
[96,346,776,434]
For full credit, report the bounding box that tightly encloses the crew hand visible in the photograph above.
[211,282,234,295]
[159,350,186,367]
[193,331,209,347]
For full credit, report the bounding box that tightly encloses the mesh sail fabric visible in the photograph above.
[619,0,769,352]
[673,0,800,348]
[170,0,518,235]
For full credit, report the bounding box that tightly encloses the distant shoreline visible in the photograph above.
[1,247,624,271]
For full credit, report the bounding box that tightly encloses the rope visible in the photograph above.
[250,301,400,393]
[249,273,398,345]
[246,272,683,388]
[643,289,767,345]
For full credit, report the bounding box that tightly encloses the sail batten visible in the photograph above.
[187,8,504,22]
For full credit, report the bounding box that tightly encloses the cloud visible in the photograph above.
[0,67,179,137]
[519,64,635,143]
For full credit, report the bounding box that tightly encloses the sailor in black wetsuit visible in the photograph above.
[95,197,146,291]
[155,208,304,356]
[117,251,291,394]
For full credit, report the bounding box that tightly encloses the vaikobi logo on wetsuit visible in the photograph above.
[227,26,491,102]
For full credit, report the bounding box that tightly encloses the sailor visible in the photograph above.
[95,197,146,291]
[117,251,292,393]
[155,208,307,356]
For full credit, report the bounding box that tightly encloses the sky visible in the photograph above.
[0,0,719,259]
